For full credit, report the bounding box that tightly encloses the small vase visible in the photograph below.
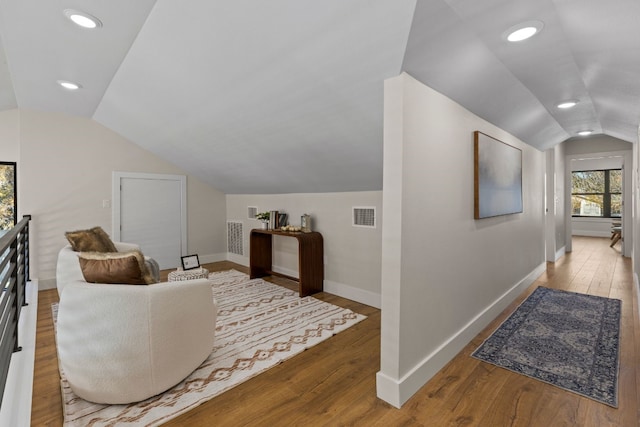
[260,221,268,230]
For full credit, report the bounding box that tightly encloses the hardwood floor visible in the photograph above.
[31,237,639,426]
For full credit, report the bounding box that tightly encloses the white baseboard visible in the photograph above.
[324,280,381,309]
[376,262,546,408]
[554,246,566,262]
[199,252,227,264]
[270,266,381,308]
[226,253,249,266]
[634,273,640,319]
[228,261,382,308]
[572,230,611,238]
[0,281,38,427]
[376,371,402,408]
[270,265,299,279]
[37,277,56,290]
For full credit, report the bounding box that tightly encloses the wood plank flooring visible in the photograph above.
[31,237,639,426]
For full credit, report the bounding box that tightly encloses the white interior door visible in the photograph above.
[113,172,187,269]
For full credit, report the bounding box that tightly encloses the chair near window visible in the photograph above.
[611,220,622,247]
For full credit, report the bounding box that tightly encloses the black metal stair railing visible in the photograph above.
[0,215,31,409]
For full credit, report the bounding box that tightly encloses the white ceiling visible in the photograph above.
[0,0,638,193]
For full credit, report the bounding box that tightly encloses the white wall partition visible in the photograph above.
[378,73,545,407]
[633,135,640,284]
[0,110,20,222]
[545,143,568,262]
[545,150,554,260]
[0,110,19,161]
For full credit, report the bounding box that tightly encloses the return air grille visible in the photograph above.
[353,207,376,228]
[227,221,243,255]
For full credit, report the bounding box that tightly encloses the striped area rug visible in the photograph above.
[55,270,366,426]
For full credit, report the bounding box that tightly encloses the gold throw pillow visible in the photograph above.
[78,250,155,285]
[65,226,118,253]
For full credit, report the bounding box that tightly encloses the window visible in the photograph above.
[0,162,17,230]
[571,169,621,218]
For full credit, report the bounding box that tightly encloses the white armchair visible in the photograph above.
[55,244,217,404]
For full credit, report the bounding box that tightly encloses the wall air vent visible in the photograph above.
[352,207,376,228]
[247,206,258,219]
[227,221,243,255]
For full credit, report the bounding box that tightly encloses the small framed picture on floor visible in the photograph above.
[181,254,200,270]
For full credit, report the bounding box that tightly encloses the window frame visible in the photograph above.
[571,168,621,218]
[0,161,17,230]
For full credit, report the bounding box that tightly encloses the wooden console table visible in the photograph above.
[249,229,323,297]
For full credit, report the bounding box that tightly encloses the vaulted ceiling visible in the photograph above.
[1,0,638,193]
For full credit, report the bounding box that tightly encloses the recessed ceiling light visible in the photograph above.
[577,130,593,136]
[557,100,578,109]
[57,80,82,90]
[504,21,544,42]
[64,9,102,29]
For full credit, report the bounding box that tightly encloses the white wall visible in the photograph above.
[545,143,567,262]
[0,109,19,161]
[554,143,566,250]
[571,217,617,237]
[564,134,633,155]
[226,192,382,308]
[9,109,227,287]
[633,138,640,286]
[0,109,20,227]
[377,73,546,407]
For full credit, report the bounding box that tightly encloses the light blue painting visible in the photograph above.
[474,131,522,219]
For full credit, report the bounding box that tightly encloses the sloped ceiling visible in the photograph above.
[0,0,639,193]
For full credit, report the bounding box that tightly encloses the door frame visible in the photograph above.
[544,150,557,262]
[112,171,187,255]
[564,150,632,256]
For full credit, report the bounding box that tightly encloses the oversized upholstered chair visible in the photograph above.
[55,244,217,404]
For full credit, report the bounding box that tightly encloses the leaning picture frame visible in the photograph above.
[181,254,200,270]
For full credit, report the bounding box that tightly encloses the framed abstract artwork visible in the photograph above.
[474,131,523,219]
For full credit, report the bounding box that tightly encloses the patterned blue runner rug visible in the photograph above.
[472,286,621,407]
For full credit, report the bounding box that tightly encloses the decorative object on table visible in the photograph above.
[168,267,210,281]
[54,270,365,427]
[472,286,621,407]
[269,210,279,230]
[301,213,311,232]
[278,212,288,226]
[255,211,270,229]
[474,131,523,219]
[280,225,301,232]
[181,254,200,270]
